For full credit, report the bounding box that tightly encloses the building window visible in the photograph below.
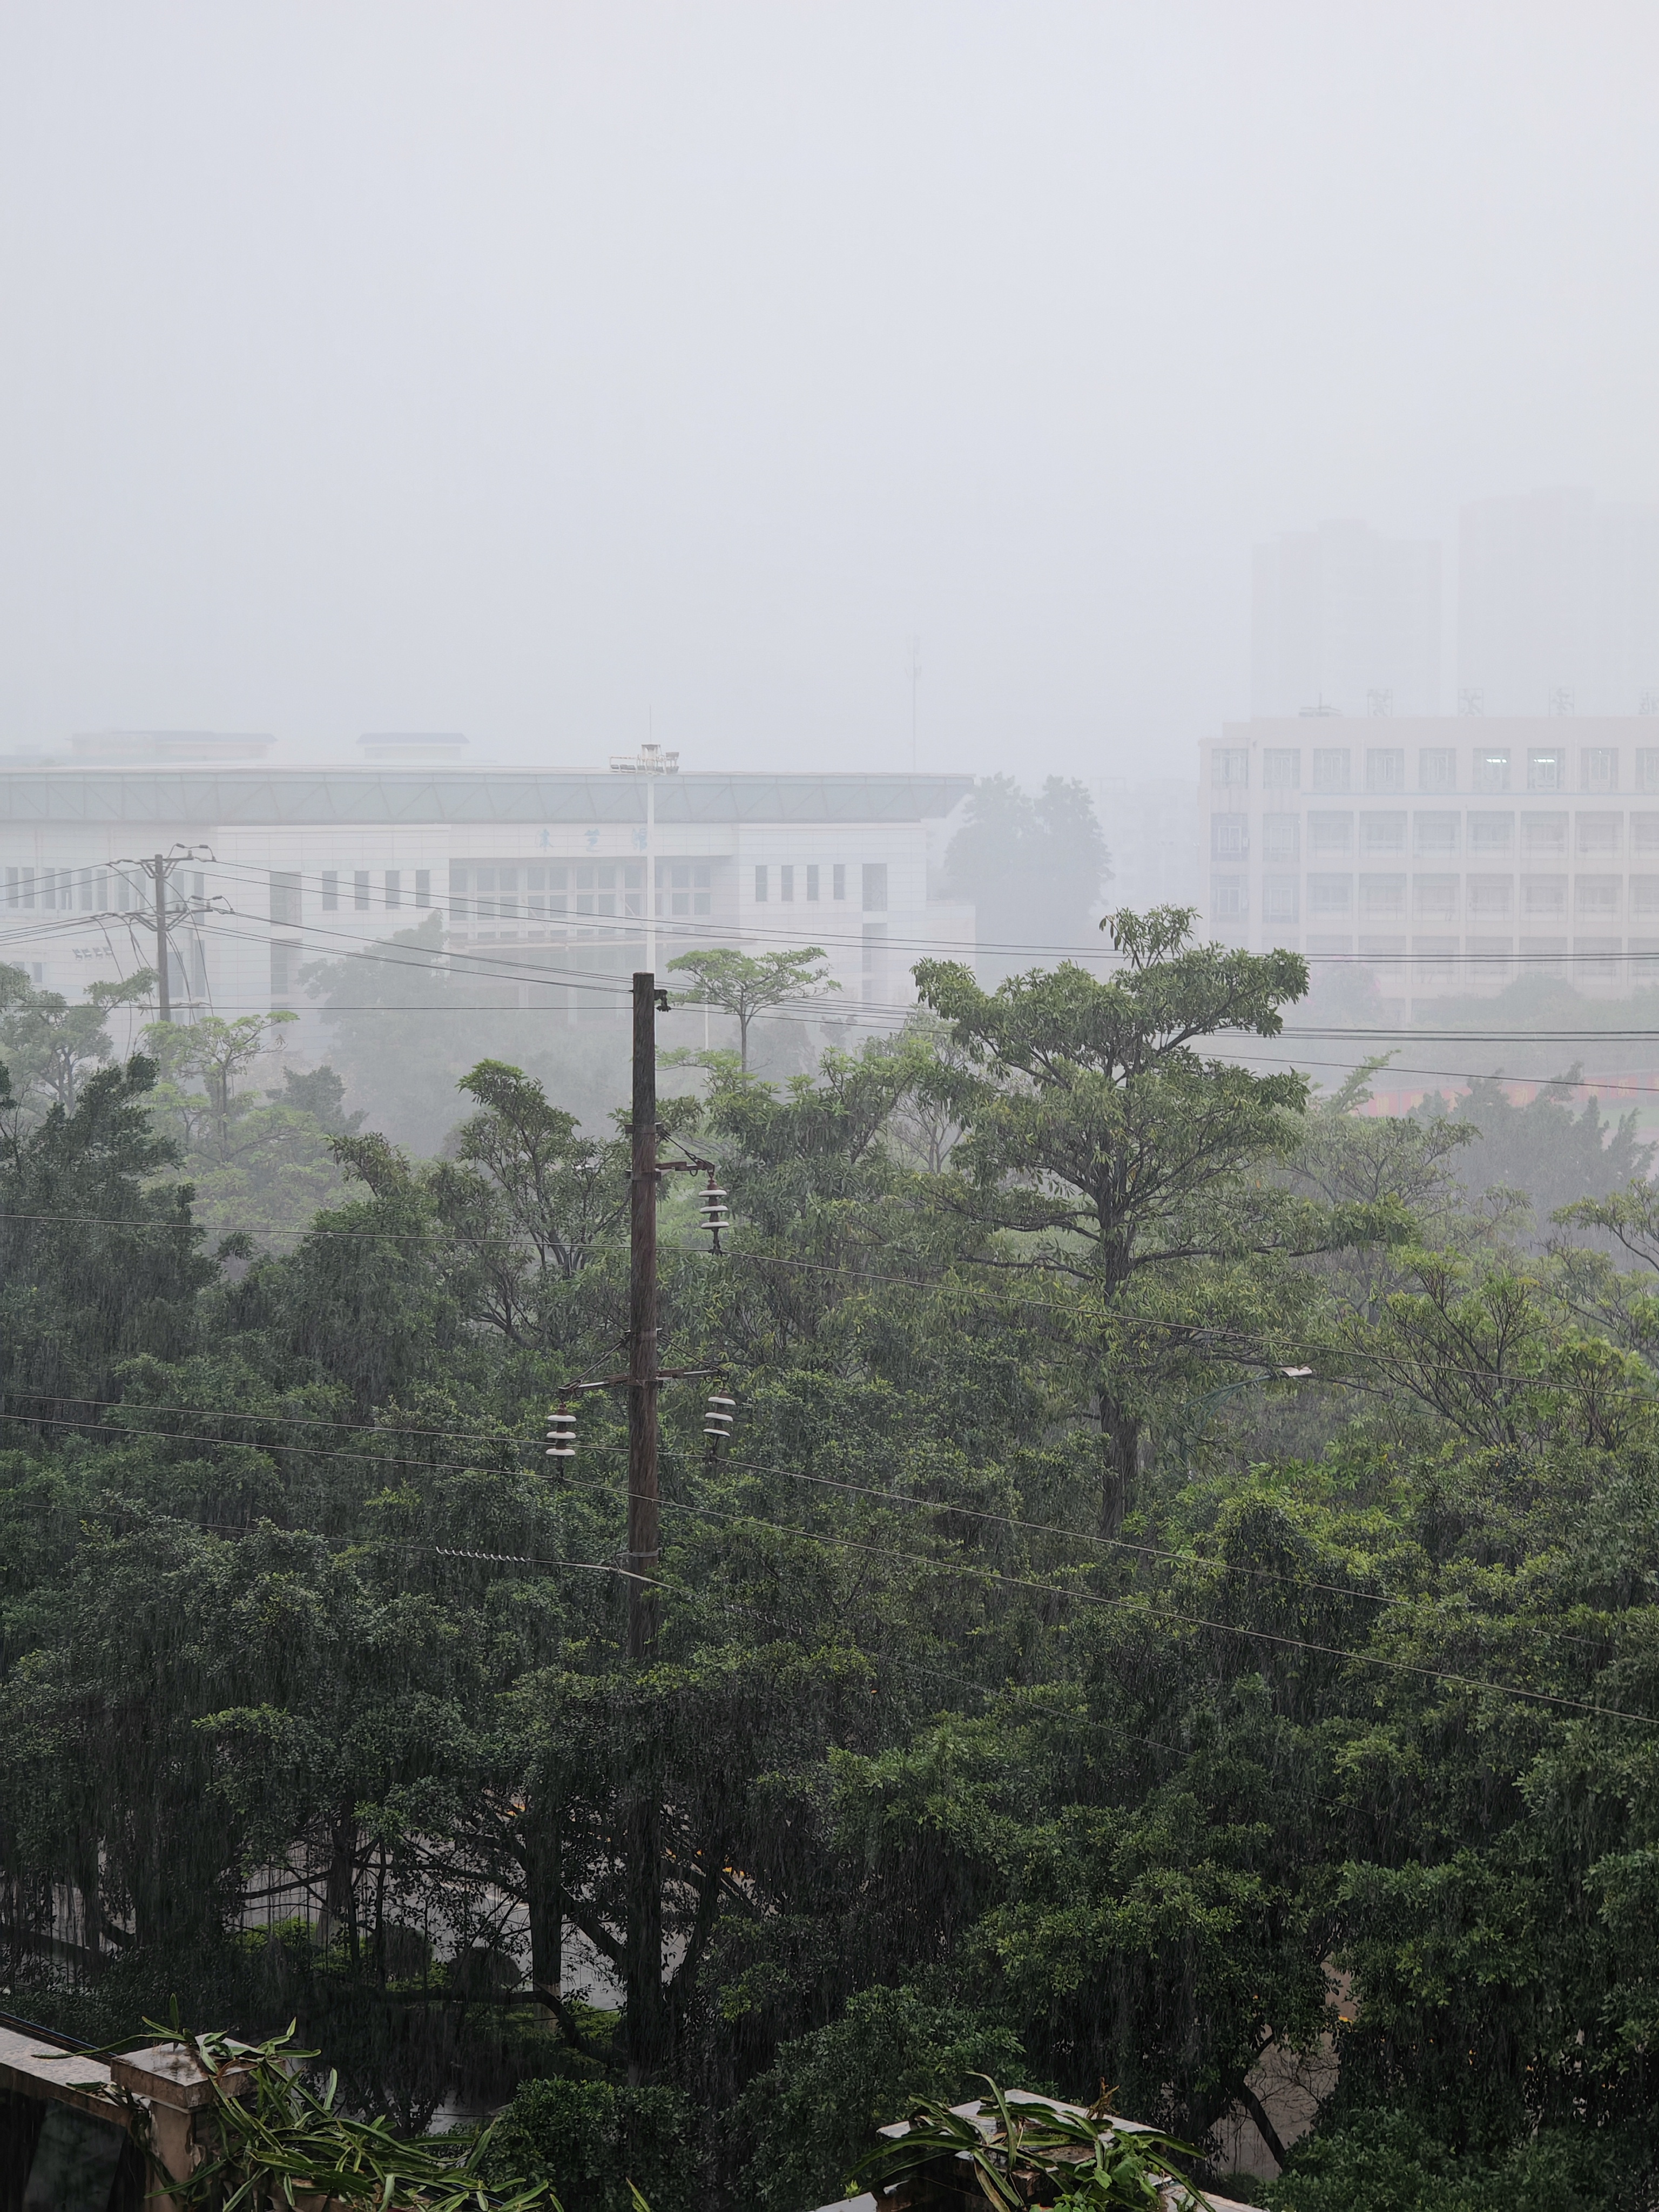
[1263,748,1299,789]
[1582,748,1618,791]
[1577,815,1622,858]
[1475,750,1510,791]
[780,864,794,902]
[1213,747,1248,787]
[1210,874,1246,920]
[806,864,820,900]
[1416,813,1461,858]
[862,863,888,912]
[1262,815,1300,862]
[1521,875,1567,920]
[1360,813,1406,856]
[1577,878,1621,920]
[833,864,846,900]
[1638,749,1659,792]
[1308,874,1353,918]
[1522,814,1568,858]
[1360,874,1406,920]
[415,869,431,908]
[1311,748,1350,792]
[354,870,370,911]
[321,870,339,911]
[1466,876,1513,920]
[656,860,712,918]
[754,866,768,902]
[1366,748,1405,792]
[385,870,401,909]
[1467,813,1511,856]
[1309,812,1353,857]
[1262,875,1299,923]
[1420,748,1456,790]
[269,871,300,927]
[1211,813,1248,860]
[270,940,301,999]
[1528,750,1563,791]
[1413,875,1459,921]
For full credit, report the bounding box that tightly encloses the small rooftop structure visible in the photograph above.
[356,732,471,762]
[71,731,276,763]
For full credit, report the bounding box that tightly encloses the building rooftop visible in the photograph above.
[0,767,974,828]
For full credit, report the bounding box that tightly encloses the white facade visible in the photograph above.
[1198,717,1659,1001]
[0,763,975,1033]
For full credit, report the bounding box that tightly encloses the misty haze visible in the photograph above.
[3,10,1659,2212]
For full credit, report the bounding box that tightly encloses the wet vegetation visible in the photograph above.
[3,911,1659,2211]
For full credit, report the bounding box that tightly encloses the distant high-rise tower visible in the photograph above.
[1458,487,1659,716]
[1251,520,1441,719]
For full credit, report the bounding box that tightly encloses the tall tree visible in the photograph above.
[938,775,1110,961]
[913,907,1333,1529]
[667,946,839,1071]
[0,964,156,1117]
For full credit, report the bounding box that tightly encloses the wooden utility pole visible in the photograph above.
[151,854,171,1023]
[627,969,662,1658]
[624,968,664,2080]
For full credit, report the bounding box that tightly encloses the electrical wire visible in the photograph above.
[0,1385,1637,1671]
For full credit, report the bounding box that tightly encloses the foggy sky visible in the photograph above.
[1,2,1655,782]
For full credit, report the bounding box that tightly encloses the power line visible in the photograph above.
[0,1386,1630,1662]
[6,1402,1648,1724]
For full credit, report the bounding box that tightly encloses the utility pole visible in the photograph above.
[624,967,664,2083]
[151,854,172,1023]
[627,968,662,1659]
[608,743,678,984]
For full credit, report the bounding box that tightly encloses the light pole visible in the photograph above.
[608,743,679,979]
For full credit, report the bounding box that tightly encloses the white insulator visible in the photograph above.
[704,1391,737,1439]
[545,1405,578,1459]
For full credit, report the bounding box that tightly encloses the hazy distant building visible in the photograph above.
[0,751,973,1023]
[1252,520,1441,719]
[1458,487,1659,718]
[1091,776,1200,915]
[1196,716,1659,1005]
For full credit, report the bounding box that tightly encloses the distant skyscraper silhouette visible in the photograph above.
[1252,519,1441,719]
[1458,487,1659,717]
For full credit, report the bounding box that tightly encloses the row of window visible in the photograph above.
[1212,745,1655,793]
[270,869,437,923]
[1211,811,1659,861]
[3,865,203,912]
[447,863,649,923]
[1212,872,1659,923]
[753,862,886,909]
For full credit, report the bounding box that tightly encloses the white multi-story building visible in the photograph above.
[0,740,975,1033]
[1199,717,1659,1001]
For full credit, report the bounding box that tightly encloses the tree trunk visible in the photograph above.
[525,1811,563,2019]
[1101,1399,1139,1537]
[624,1789,664,2082]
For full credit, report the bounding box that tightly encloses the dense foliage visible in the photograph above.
[3,913,1658,2212]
